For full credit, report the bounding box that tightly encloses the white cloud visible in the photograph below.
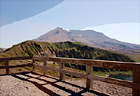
[82,23,140,45]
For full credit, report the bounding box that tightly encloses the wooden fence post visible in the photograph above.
[86,64,93,90]
[132,65,140,96]
[59,63,65,81]
[32,59,35,72]
[6,60,9,75]
[43,59,47,75]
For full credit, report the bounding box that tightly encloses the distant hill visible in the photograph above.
[34,27,140,61]
[0,41,134,62]
[0,41,56,57]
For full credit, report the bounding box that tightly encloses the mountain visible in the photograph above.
[0,41,134,62]
[34,27,140,61]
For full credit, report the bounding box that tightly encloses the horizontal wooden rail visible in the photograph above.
[0,66,6,69]
[9,63,33,68]
[48,57,140,71]
[88,75,140,90]
[0,56,32,61]
[0,63,33,69]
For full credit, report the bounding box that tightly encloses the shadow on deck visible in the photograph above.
[11,72,108,96]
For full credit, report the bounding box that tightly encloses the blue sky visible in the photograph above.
[0,0,63,27]
[0,0,140,48]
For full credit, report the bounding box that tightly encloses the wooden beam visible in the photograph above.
[88,75,140,90]
[0,66,6,69]
[9,63,33,68]
[0,56,32,61]
[43,59,47,75]
[5,60,9,75]
[86,64,93,90]
[59,63,65,81]
[48,57,140,71]
[32,59,35,72]
[132,65,140,96]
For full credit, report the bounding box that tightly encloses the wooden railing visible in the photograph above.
[33,56,140,96]
[0,56,140,96]
[0,56,33,74]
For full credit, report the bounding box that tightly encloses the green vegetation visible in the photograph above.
[93,71,132,77]
[0,41,57,57]
[53,41,134,62]
[0,41,134,62]
[0,40,136,76]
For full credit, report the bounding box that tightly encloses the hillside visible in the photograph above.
[0,41,56,58]
[34,27,140,61]
[0,41,134,62]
